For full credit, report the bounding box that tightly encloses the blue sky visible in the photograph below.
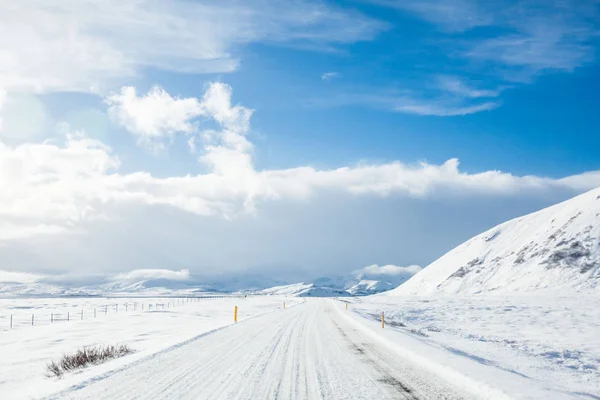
[37,0,600,177]
[0,0,599,285]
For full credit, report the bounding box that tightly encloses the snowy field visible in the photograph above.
[0,295,300,399]
[2,294,599,399]
[348,294,600,398]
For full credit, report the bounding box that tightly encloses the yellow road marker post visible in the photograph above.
[346,303,348,311]
[381,312,385,328]
[234,305,238,323]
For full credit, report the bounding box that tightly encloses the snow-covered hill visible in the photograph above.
[390,187,600,295]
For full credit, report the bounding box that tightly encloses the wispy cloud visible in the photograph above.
[467,31,593,75]
[395,101,499,116]
[321,72,339,81]
[436,76,502,98]
[382,0,599,76]
[0,0,385,94]
[313,77,502,116]
[353,0,600,115]
[372,0,494,32]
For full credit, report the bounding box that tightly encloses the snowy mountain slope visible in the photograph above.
[95,279,216,296]
[390,187,600,295]
[257,282,350,297]
[0,281,214,298]
[0,270,290,297]
[0,277,216,298]
[345,279,397,296]
[258,283,314,296]
[331,266,418,295]
[0,283,79,297]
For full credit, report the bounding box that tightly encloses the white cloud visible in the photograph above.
[0,0,384,94]
[112,269,191,283]
[0,132,120,239]
[0,132,598,241]
[359,264,422,277]
[107,82,256,182]
[196,83,255,182]
[0,83,599,243]
[106,86,203,149]
[321,72,339,80]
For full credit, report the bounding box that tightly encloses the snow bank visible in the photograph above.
[348,294,600,398]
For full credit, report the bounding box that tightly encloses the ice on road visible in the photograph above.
[48,299,463,400]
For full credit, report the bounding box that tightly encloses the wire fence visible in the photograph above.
[1,294,251,331]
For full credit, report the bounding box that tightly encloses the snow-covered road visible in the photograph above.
[48,299,464,400]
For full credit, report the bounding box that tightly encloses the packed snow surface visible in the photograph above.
[391,187,600,295]
[47,300,471,400]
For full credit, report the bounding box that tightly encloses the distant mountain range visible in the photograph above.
[254,267,418,297]
[0,267,412,298]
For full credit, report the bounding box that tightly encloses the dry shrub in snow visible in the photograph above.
[46,344,133,378]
